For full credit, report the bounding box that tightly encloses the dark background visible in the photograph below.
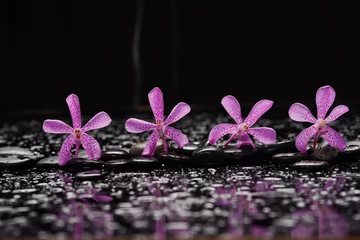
[2,0,360,119]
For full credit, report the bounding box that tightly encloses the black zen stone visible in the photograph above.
[66,158,104,169]
[104,159,131,168]
[129,141,164,157]
[75,170,109,180]
[192,146,225,167]
[130,156,161,167]
[101,149,131,161]
[338,141,360,158]
[170,142,199,156]
[155,152,191,165]
[36,156,59,168]
[311,146,339,161]
[262,140,297,156]
[292,160,329,170]
[270,152,310,164]
[0,155,35,167]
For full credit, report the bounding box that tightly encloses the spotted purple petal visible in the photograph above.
[165,126,189,148]
[148,87,164,123]
[81,133,102,160]
[43,120,73,134]
[59,135,75,166]
[125,118,156,133]
[163,102,191,126]
[142,130,160,156]
[244,100,273,127]
[221,95,242,124]
[247,127,276,144]
[322,125,346,151]
[208,124,238,145]
[235,132,255,148]
[82,111,112,132]
[324,105,349,123]
[66,94,82,129]
[295,125,317,153]
[316,85,336,120]
[288,103,316,123]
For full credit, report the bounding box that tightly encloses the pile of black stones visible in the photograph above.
[1,111,360,238]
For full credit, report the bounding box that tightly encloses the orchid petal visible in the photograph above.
[125,118,156,133]
[248,127,276,144]
[235,132,255,148]
[244,100,273,127]
[208,124,238,145]
[43,120,73,134]
[59,135,75,166]
[164,102,191,126]
[322,125,346,151]
[324,105,349,123]
[295,125,317,153]
[142,130,160,156]
[148,87,164,123]
[221,95,242,124]
[66,94,82,129]
[288,103,317,123]
[165,126,189,148]
[316,85,336,119]
[82,133,102,160]
[82,111,112,132]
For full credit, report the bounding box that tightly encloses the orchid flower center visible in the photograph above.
[238,123,249,132]
[156,121,165,137]
[73,128,82,142]
[315,119,327,132]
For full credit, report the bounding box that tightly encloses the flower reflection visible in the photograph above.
[57,171,114,240]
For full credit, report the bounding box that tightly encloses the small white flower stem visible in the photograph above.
[224,133,237,148]
[74,143,80,158]
[162,136,168,153]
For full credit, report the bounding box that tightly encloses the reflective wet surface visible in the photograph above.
[1,113,360,238]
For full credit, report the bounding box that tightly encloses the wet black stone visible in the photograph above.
[36,156,59,168]
[130,156,160,167]
[155,152,191,165]
[104,159,131,168]
[75,170,109,180]
[270,152,310,164]
[262,140,297,156]
[339,141,360,158]
[129,141,164,157]
[192,146,225,167]
[224,148,245,161]
[66,158,105,169]
[170,142,199,156]
[0,155,36,167]
[101,149,131,161]
[292,160,329,170]
[0,147,34,156]
[311,146,339,161]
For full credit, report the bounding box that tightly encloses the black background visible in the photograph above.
[2,1,360,119]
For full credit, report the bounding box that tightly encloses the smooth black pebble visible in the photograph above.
[271,152,310,164]
[66,158,104,169]
[0,155,35,167]
[129,141,164,157]
[36,156,59,168]
[104,159,131,168]
[262,140,296,156]
[130,156,160,167]
[292,160,329,170]
[338,141,360,158]
[75,170,109,180]
[101,149,131,161]
[156,152,191,165]
[170,142,199,156]
[192,146,225,167]
[311,146,339,161]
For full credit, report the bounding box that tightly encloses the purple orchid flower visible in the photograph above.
[208,95,276,148]
[288,85,349,153]
[43,94,112,166]
[125,87,191,156]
